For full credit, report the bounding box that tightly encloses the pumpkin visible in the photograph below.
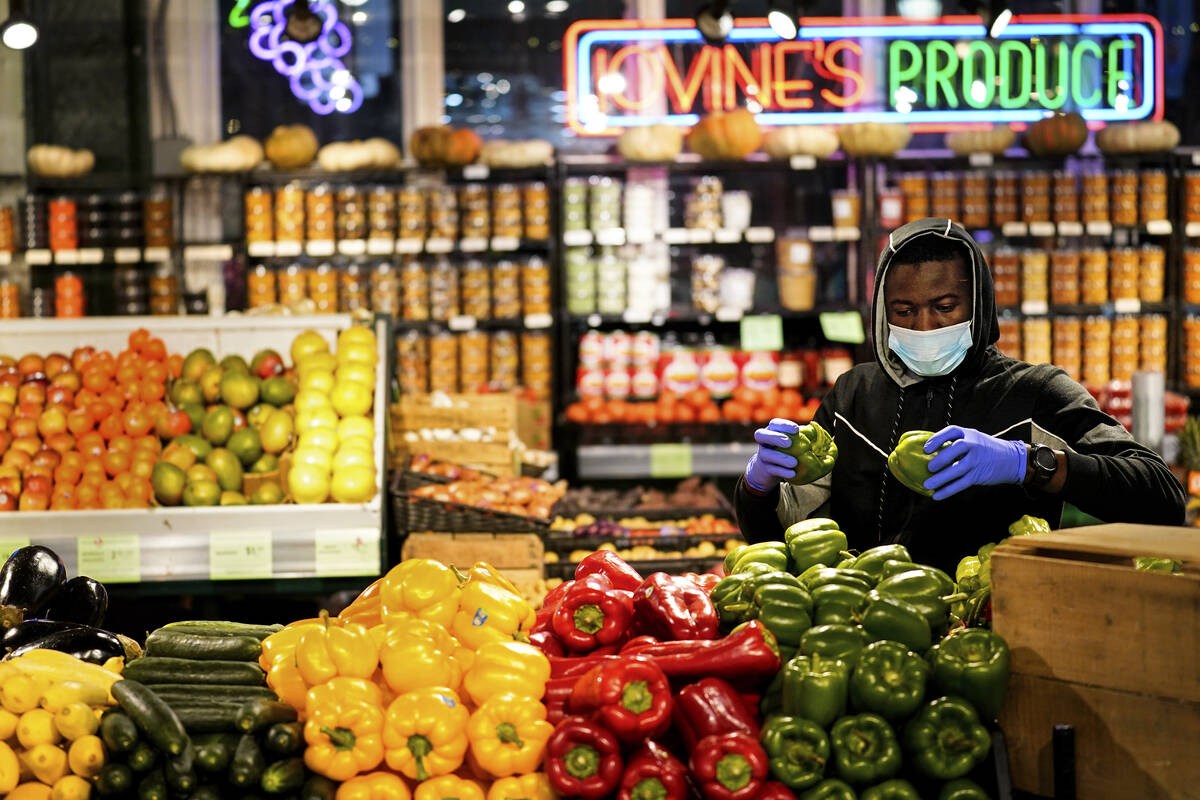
[762,125,840,159]
[837,123,912,157]
[480,138,553,167]
[1096,120,1180,154]
[687,108,762,160]
[316,138,401,172]
[945,126,1015,155]
[179,135,263,173]
[264,124,319,169]
[26,145,94,177]
[409,125,482,167]
[617,125,684,162]
[1024,112,1088,156]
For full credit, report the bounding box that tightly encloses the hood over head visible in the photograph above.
[871,217,998,388]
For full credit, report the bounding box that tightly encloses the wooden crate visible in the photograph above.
[401,532,543,570]
[392,393,521,435]
[991,524,1200,799]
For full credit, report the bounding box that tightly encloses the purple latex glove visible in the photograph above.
[922,425,1027,501]
[745,418,801,492]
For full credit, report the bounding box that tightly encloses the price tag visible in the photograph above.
[595,228,626,246]
[0,538,29,559]
[395,238,423,254]
[563,230,593,247]
[1113,298,1142,313]
[1187,223,1200,239]
[0,252,10,266]
[715,306,744,322]
[819,311,866,344]
[1029,222,1056,237]
[740,314,784,352]
[1001,222,1028,237]
[714,229,741,243]
[209,530,272,580]
[1021,300,1049,316]
[338,239,367,256]
[1056,221,1084,237]
[247,241,276,258]
[744,227,775,243]
[78,535,140,584]
[663,228,690,244]
[54,250,79,265]
[185,245,234,261]
[808,226,834,242]
[1146,220,1172,235]
[833,226,860,241]
[448,315,477,331]
[649,443,693,478]
[789,154,817,170]
[425,238,454,254]
[968,152,994,167]
[25,249,51,265]
[789,241,812,265]
[367,238,395,255]
[459,237,488,253]
[491,236,520,251]
[315,528,381,577]
[275,241,302,257]
[622,309,652,324]
[625,229,654,244]
[78,248,104,264]
[307,240,336,257]
[143,246,171,262]
[524,312,553,329]
[688,228,714,244]
[1086,221,1113,236]
[462,164,490,180]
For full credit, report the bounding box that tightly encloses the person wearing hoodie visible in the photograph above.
[734,218,1186,573]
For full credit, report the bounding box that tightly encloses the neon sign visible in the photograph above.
[564,15,1163,134]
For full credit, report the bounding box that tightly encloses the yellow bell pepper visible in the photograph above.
[414,774,486,800]
[383,687,469,781]
[334,770,411,800]
[462,642,550,707]
[267,652,312,715]
[0,740,18,794]
[339,578,384,628]
[307,678,383,711]
[303,693,385,782]
[461,562,521,597]
[451,581,536,652]
[260,618,327,669]
[297,613,379,686]
[380,635,462,696]
[380,559,463,630]
[466,694,553,778]
[383,619,475,675]
[485,773,556,800]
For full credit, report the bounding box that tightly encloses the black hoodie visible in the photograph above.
[734,218,1186,573]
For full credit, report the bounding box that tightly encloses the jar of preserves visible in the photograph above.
[1019,250,1049,305]
[1021,318,1051,364]
[991,170,1019,226]
[429,259,459,321]
[278,263,309,305]
[898,173,928,224]
[367,186,396,238]
[1186,172,1200,224]
[245,187,273,243]
[274,183,305,243]
[1110,315,1140,382]
[1139,169,1168,224]
[306,184,335,243]
[1139,245,1165,303]
[960,172,988,229]
[1080,248,1109,304]
[522,331,552,398]
[1186,249,1200,305]
[990,249,1020,307]
[490,330,519,390]
[492,260,521,318]
[996,317,1020,358]
[1186,316,1200,387]
[340,262,370,312]
[309,262,338,313]
[397,185,427,240]
[429,331,459,393]
[1140,314,1168,374]
[0,279,19,318]
[1052,317,1082,381]
[396,330,428,394]
[401,260,429,320]
[930,172,959,222]
[370,262,401,317]
[1050,249,1080,306]
[460,259,490,319]
[248,264,277,308]
[1081,171,1109,223]
[460,330,490,391]
[521,256,551,316]
[1020,171,1051,224]
[1109,247,1139,301]
[1110,170,1138,227]
[1083,316,1112,386]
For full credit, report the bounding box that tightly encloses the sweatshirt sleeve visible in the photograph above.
[1033,369,1186,525]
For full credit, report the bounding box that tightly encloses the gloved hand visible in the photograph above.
[923,425,1027,501]
[745,418,800,493]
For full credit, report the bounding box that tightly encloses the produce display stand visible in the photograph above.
[0,313,390,586]
[991,523,1200,799]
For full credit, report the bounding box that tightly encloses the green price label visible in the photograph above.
[315,529,381,578]
[0,538,29,559]
[78,535,140,584]
[740,314,784,352]
[649,443,693,478]
[819,311,866,344]
[210,531,273,580]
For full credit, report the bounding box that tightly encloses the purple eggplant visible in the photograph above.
[2,619,87,652]
[0,546,66,626]
[44,576,108,627]
[5,626,124,664]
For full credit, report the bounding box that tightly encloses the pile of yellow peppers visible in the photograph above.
[260,558,556,800]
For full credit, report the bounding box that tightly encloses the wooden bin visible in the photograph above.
[991,524,1200,799]
[391,393,527,477]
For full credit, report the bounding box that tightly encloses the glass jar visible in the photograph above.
[1080,248,1109,304]
[274,183,305,243]
[306,184,335,242]
[309,262,338,313]
[492,260,521,318]
[1052,317,1082,381]
[1020,171,1051,224]
[1050,248,1080,306]
[460,259,490,319]
[429,259,459,321]
[1139,169,1168,224]
[396,331,428,394]
[490,330,519,390]
[248,264,277,308]
[1021,318,1051,364]
[1019,250,1048,305]
[1109,247,1139,301]
[278,263,309,305]
[1139,245,1165,303]
[429,331,459,393]
[367,186,396,238]
[1083,316,1112,386]
[1081,171,1109,223]
[1109,170,1138,227]
[401,260,429,320]
[245,187,273,243]
[460,330,490,391]
[341,262,370,312]
[990,249,1020,308]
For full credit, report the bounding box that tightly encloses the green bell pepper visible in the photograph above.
[799,624,872,665]
[760,669,785,717]
[860,593,932,653]
[711,564,779,626]
[874,571,954,632]
[754,582,814,650]
[845,545,912,581]
[976,543,998,589]
[954,556,983,595]
[830,712,902,786]
[861,778,921,799]
[799,779,857,800]
[781,653,851,728]
[1007,513,1050,537]
[785,519,849,574]
[782,420,838,485]
[725,541,792,575]
[812,583,870,627]
[802,567,874,593]
[887,430,943,497]
[761,714,831,791]
[849,640,929,721]
[926,628,1010,720]
[903,697,991,780]
[877,564,956,596]
[1134,556,1183,573]
[939,778,991,799]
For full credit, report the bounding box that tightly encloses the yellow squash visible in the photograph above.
[66,735,105,778]
[0,740,18,794]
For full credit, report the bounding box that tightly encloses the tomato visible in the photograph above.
[115,364,140,386]
[698,404,722,423]
[99,390,124,413]
[71,346,97,372]
[17,354,44,376]
[37,407,68,438]
[128,328,151,352]
[132,435,160,455]
[53,462,82,486]
[76,432,105,459]
[18,491,48,511]
[675,404,696,423]
[81,367,110,393]
[108,435,133,454]
[606,400,627,422]
[684,388,711,410]
[66,408,93,436]
[155,408,191,439]
[129,455,154,481]
[565,403,588,424]
[97,414,124,441]
[143,362,168,385]
[86,400,113,423]
[44,353,71,377]
[732,386,762,408]
[23,474,51,496]
[45,385,74,407]
[166,354,183,378]
[102,449,131,478]
[144,339,167,362]
[121,406,153,437]
[44,433,74,455]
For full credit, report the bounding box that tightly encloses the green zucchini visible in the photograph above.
[187,786,223,800]
[145,629,262,661]
[237,698,298,733]
[261,758,306,795]
[163,740,197,794]
[300,775,338,800]
[149,683,276,703]
[171,706,241,733]
[264,722,304,756]
[126,741,158,772]
[96,762,135,796]
[112,679,189,756]
[161,620,283,639]
[194,733,239,773]
[123,657,267,686]
[136,768,167,800]
[229,733,267,789]
[100,710,139,753]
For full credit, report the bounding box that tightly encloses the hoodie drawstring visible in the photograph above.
[877,388,906,543]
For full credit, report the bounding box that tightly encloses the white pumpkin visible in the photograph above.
[945,126,1015,155]
[316,139,401,172]
[837,123,912,157]
[617,125,684,162]
[480,139,554,168]
[179,135,264,173]
[27,145,95,177]
[762,126,840,159]
[1096,120,1180,154]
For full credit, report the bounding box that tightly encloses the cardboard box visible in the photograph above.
[401,532,543,570]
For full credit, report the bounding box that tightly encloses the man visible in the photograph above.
[735,218,1186,572]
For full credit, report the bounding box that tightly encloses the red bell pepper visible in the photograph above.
[633,572,719,641]
[576,550,644,591]
[759,781,797,800]
[683,572,722,594]
[689,732,769,800]
[672,677,761,751]
[543,578,576,610]
[621,635,660,652]
[550,654,625,679]
[543,675,576,726]
[620,621,782,685]
[546,717,624,799]
[530,627,565,658]
[617,741,688,800]
[552,573,634,652]
[568,656,673,744]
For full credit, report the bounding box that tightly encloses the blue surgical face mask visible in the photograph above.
[888,319,973,377]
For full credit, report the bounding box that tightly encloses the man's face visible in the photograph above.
[885,258,971,331]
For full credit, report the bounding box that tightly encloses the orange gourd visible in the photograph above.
[687,108,762,160]
[1024,112,1088,156]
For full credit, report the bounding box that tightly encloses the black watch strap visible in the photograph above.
[1027,443,1057,489]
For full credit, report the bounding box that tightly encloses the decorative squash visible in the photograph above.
[265,124,319,169]
[837,123,912,157]
[26,145,95,177]
[617,125,684,162]
[762,126,840,159]
[480,138,554,167]
[945,126,1015,156]
[179,135,263,173]
[315,138,401,172]
[1096,120,1180,154]
[687,108,762,160]
[409,126,482,167]
[1023,112,1088,156]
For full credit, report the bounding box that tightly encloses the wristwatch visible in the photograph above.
[1026,443,1058,489]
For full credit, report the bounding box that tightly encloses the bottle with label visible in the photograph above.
[699,335,739,400]
[659,334,702,395]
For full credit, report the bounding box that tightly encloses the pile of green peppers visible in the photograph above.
[951,514,1051,628]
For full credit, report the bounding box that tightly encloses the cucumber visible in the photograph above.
[112,679,190,756]
[171,706,241,733]
[145,629,262,661]
[163,740,197,794]
[300,775,338,800]
[149,684,276,703]
[264,722,304,756]
[124,657,267,686]
[237,698,298,733]
[261,757,305,795]
[96,762,135,796]
[137,768,167,800]
[194,733,239,773]
[100,710,139,753]
[162,620,283,639]
[229,733,267,788]
[127,741,158,772]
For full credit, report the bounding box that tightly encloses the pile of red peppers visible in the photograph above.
[534,551,792,800]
